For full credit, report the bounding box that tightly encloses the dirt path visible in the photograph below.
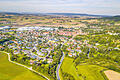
[104,70,120,80]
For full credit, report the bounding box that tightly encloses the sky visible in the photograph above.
[0,0,120,15]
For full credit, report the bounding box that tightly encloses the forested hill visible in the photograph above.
[47,13,110,17]
[102,15,120,21]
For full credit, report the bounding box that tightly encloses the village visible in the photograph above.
[0,26,90,66]
[0,14,120,80]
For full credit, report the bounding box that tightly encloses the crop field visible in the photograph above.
[0,52,46,80]
[104,70,120,80]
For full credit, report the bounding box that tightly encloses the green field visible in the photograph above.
[60,57,107,80]
[0,52,46,80]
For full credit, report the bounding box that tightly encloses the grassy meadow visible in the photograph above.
[0,52,46,80]
[60,57,108,80]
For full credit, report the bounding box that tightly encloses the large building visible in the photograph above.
[0,26,11,30]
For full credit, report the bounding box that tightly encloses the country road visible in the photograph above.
[56,52,65,80]
[87,48,90,59]
[2,51,49,80]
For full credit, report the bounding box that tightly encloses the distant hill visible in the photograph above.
[0,12,48,16]
[0,12,112,17]
[47,13,111,17]
[102,15,120,21]
[0,12,24,15]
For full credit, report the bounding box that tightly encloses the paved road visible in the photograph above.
[87,48,90,59]
[2,51,49,80]
[56,52,65,80]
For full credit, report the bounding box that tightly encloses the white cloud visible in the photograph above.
[0,0,120,15]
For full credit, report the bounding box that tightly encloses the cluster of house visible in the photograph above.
[64,39,88,57]
[0,33,10,40]
[107,31,120,35]
[2,29,62,64]
[0,27,92,65]
[56,29,87,36]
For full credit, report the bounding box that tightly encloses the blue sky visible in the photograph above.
[0,0,120,15]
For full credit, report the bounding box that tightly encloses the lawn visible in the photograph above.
[76,65,107,80]
[0,52,46,80]
[60,57,82,80]
[60,57,107,80]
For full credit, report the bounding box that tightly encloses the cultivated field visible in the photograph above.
[104,70,120,80]
[0,52,46,80]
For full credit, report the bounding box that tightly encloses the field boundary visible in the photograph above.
[100,69,109,80]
